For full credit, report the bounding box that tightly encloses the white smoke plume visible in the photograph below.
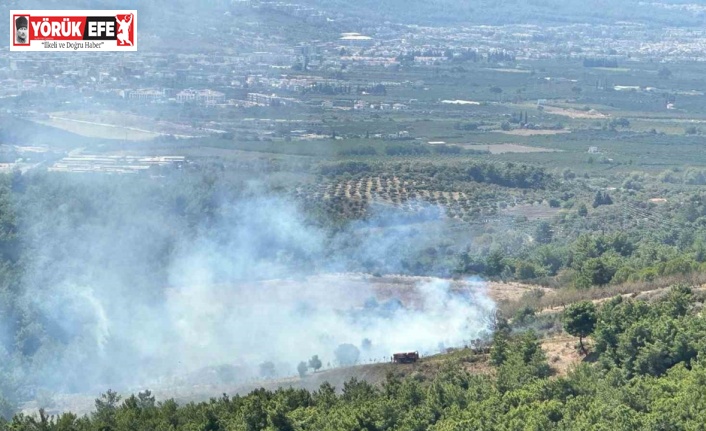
[9,177,495,395]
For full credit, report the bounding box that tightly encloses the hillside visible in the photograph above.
[19,347,493,417]
[9,284,706,430]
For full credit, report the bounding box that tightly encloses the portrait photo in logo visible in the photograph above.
[14,15,29,44]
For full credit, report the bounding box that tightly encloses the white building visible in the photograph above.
[125,89,165,102]
[176,89,226,104]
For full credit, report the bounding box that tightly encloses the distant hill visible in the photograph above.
[2,0,705,48]
[297,0,706,27]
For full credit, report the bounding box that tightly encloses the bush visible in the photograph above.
[515,261,537,280]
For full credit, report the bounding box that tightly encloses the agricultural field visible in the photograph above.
[32,115,162,141]
[455,143,560,153]
[494,129,571,136]
[29,111,210,141]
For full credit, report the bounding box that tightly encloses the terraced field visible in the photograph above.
[297,175,504,220]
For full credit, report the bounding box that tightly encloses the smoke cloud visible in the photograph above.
[7,175,495,396]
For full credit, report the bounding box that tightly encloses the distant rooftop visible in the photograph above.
[340,32,372,41]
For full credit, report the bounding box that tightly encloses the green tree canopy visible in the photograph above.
[563,301,598,354]
[297,361,308,378]
[308,355,322,372]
